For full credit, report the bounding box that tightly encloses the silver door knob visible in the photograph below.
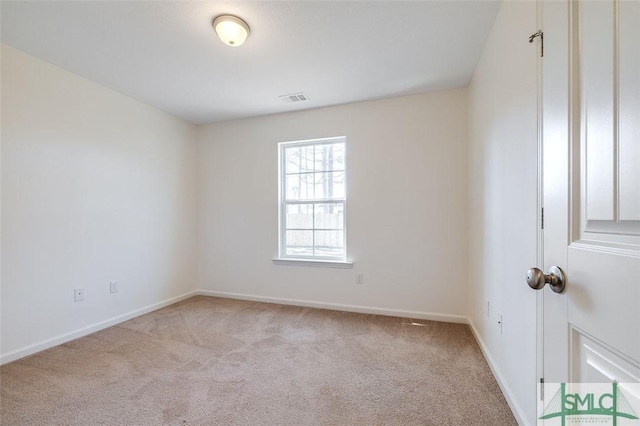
[526,266,566,293]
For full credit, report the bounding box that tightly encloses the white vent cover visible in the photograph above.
[279,92,309,103]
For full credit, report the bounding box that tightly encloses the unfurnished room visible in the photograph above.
[1,1,639,425]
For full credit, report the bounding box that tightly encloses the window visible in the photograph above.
[278,137,346,261]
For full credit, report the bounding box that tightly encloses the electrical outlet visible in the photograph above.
[498,312,503,334]
[356,273,364,285]
[74,287,84,302]
[110,280,119,294]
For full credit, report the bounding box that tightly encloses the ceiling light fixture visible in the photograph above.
[212,15,250,47]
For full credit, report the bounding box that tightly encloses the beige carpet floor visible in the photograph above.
[1,296,516,425]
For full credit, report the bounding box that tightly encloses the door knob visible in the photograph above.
[526,266,566,293]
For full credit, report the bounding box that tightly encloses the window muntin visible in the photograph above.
[279,137,346,260]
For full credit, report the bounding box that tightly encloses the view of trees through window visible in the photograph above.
[281,139,345,258]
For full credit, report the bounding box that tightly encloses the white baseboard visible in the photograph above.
[467,318,530,426]
[0,290,198,365]
[196,289,468,324]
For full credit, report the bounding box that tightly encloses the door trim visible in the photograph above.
[535,0,546,405]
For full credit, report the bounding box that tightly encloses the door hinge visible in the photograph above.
[529,30,543,57]
[540,378,545,400]
[541,207,544,229]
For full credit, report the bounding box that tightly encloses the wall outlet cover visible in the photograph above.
[74,287,84,302]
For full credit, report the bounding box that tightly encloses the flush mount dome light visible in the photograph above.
[212,15,250,47]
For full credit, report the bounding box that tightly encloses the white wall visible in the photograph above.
[467,1,539,425]
[1,45,198,362]
[197,90,469,320]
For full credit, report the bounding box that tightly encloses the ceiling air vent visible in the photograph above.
[279,93,309,103]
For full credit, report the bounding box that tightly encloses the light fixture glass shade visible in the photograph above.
[213,15,250,47]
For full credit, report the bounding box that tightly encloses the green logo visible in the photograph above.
[540,382,639,425]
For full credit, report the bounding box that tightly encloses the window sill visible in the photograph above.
[272,258,354,269]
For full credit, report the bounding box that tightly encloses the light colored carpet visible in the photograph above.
[1,296,516,425]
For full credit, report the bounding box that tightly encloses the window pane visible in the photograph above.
[286,204,313,229]
[285,230,313,256]
[314,203,344,229]
[286,173,314,200]
[315,143,345,172]
[314,230,344,257]
[314,171,345,199]
[280,138,346,260]
[285,146,314,174]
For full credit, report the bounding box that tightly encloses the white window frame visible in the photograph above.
[276,136,349,265]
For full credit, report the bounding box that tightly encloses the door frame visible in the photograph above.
[535,0,546,411]
[535,0,584,400]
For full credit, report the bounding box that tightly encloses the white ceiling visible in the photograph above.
[1,1,501,124]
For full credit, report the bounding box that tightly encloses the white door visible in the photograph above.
[538,0,640,420]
